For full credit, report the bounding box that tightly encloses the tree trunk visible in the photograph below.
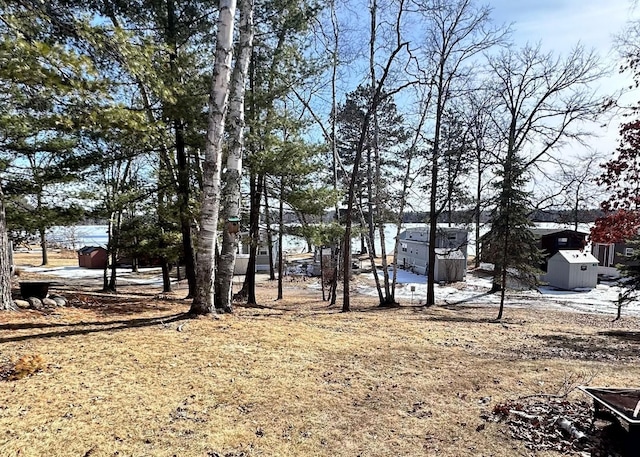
[497,263,507,320]
[131,233,139,273]
[0,186,13,309]
[177,128,197,298]
[366,149,376,258]
[238,173,263,305]
[277,177,284,300]
[161,260,171,293]
[107,210,122,292]
[190,0,237,315]
[573,188,580,232]
[264,183,276,280]
[39,227,48,266]
[497,217,510,320]
[426,79,445,307]
[164,0,198,298]
[329,243,339,306]
[103,214,114,292]
[216,0,254,313]
[475,157,482,268]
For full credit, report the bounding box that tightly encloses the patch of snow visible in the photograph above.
[22,262,640,319]
[21,265,166,286]
[360,267,640,318]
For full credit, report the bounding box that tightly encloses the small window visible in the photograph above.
[448,234,457,241]
[401,243,407,252]
[625,247,634,257]
[580,265,587,271]
[258,247,269,256]
[557,237,568,246]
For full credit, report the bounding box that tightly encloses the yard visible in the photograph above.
[1,251,640,456]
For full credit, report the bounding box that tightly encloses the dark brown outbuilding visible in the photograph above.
[77,246,107,269]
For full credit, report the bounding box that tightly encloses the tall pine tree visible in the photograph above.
[485,152,543,320]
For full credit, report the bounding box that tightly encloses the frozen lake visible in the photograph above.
[46,222,593,258]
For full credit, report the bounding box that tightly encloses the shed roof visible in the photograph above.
[398,226,469,240]
[78,246,105,254]
[549,250,599,264]
[529,228,589,238]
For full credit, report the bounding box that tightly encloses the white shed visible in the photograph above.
[545,250,599,290]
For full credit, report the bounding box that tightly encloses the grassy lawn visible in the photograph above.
[2,253,640,456]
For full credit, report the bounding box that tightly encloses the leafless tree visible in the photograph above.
[341,0,416,311]
[485,44,606,317]
[460,86,501,267]
[414,0,508,306]
[556,150,606,231]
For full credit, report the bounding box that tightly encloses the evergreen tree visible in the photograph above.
[0,3,104,264]
[335,84,409,256]
[98,0,216,299]
[237,0,323,306]
[485,152,543,320]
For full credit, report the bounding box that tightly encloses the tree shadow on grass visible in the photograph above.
[597,330,640,343]
[439,291,495,308]
[0,313,188,344]
[424,314,512,325]
[355,304,422,313]
[532,333,640,362]
[63,293,177,316]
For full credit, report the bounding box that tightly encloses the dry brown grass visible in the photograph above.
[2,253,640,456]
[13,248,78,269]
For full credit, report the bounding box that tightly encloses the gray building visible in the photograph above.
[396,227,468,281]
[544,250,599,290]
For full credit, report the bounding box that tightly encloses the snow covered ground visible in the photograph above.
[359,267,640,318]
[22,265,166,286]
[23,262,640,319]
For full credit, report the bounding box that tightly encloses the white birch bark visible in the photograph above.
[191,0,238,314]
[218,0,254,312]
[0,185,13,309]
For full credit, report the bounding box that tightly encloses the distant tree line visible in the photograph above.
[401,209,604,225]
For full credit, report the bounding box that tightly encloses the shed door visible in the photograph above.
[575,264,591,288]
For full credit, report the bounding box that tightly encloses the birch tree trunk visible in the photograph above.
[0,185,13,309]
[190,0,237,315]
[217,0,254,313]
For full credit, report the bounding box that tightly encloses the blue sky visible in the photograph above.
[489,0,632,54]
[487,0,638,156]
